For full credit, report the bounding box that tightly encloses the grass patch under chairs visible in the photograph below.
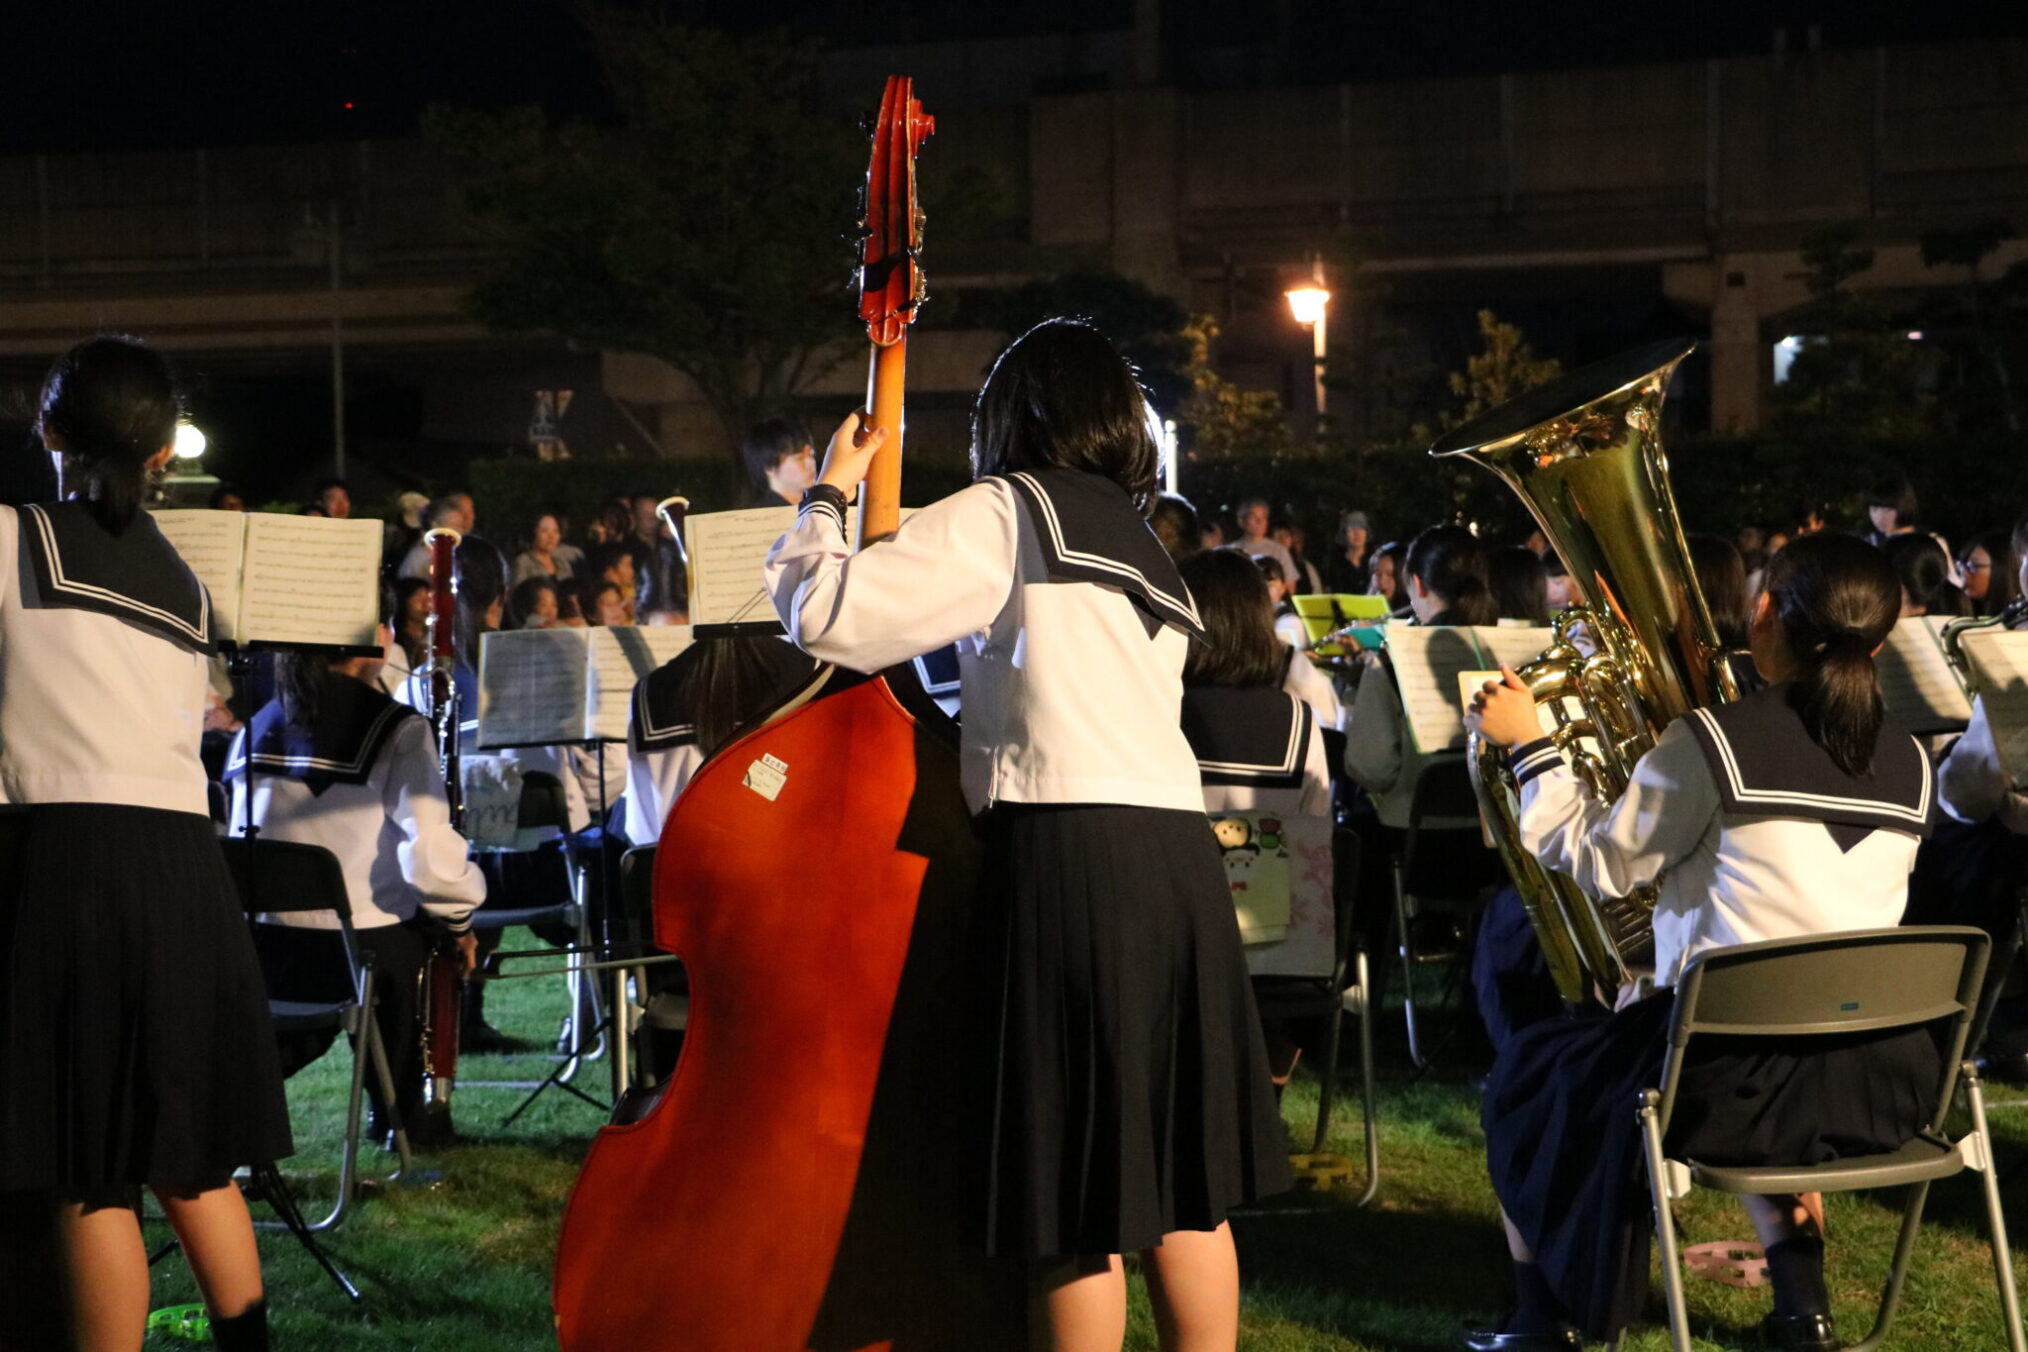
[135,937,2028,1350]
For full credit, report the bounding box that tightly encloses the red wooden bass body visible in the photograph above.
[551,77,1024,1351]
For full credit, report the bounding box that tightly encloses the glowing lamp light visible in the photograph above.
[173,422,207,460]
[1906,330,1924,341]
[1284,286,1331,327]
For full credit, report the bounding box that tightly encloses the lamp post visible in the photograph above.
[1284,257,1331,437]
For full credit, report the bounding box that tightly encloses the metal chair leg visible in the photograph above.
[1639,1095,1693,1352]
[1968,1069,2028,1352]
[1394,863,1428,1068]
[1350,949,1380,1206]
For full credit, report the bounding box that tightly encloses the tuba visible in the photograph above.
[1430,338,1741,1003]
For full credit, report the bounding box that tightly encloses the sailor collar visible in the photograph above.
[1181,685,1312,789]
[18,502,215,654]
[231,675,419,793]
[1682,683,1934,849]
[997,469,1204,640]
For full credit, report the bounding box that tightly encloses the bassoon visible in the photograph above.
[415,525,464,1142]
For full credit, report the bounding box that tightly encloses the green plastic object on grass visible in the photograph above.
[145,1304,210,1342]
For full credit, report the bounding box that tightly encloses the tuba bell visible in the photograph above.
[1429,337,1742,1003]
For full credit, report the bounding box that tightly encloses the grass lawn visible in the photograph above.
[135,935,2028,1350]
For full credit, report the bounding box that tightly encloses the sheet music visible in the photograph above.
[1875,616,1973,734]
[1385,624,1489,754]
[686,507,799,627]
[587,626,695,742]
[1473,625,1556,673]
[151,509,247,640]
[1959,631,2028,787]
[238,514,382,648]
[476,629,591,748]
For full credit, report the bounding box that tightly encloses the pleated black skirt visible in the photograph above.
[1482,991,1941,1339]
[0,805,294,1192]
[980,804,1291,1259]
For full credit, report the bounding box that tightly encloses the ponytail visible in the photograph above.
[37,335,180,535]
[1405,524,1497,626]
[1763,533,1900,778]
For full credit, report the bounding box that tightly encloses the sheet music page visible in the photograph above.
[685,507,799,627]
[150,509,248,641]
[586,625,695,742]
[1384,624,1494,754]
[1473,625,1555,673]
[1875,616,1973,733]
[237,514,382,648]
[1959,631,2028,787]
[685,504,916,626]
[476,628,592,747]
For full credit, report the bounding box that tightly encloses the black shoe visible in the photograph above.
[1457,1322,1581,1351]
[1975,1050,2028,1086]
[460,1019,526,1054]
[1759,1312,1840,1351]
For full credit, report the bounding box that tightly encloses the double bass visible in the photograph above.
[552,77,1025,1351]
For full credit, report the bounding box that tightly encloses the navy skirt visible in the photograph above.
[0,805,293,1192]
[980,804,1291,1258]
[1482,990,1941,1338]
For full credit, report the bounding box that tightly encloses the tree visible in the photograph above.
[425,17,867,452]
[1921,219,2020,433]
[1177,315,1302,463]
[1442,309,1563,428]
[1766,224,1934,439]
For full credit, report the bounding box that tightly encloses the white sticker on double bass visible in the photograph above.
[743,752,789,802]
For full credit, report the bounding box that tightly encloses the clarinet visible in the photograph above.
[414,526,463,1144]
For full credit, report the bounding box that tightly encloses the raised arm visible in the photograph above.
[1509,719,1717,900]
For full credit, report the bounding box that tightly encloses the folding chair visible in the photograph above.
[465,771,602,1103]
[1637,927,2025,1352]
[1391,756,1503,1067]
[222,837,408,1234]
[1251,825,1379,1204]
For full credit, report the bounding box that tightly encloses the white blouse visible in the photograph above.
[1939,696,2028,833]
[624,742,703,846]
[227,714,485,931]
[765,478,1203,814]
[1516,719,1921,987]
[0,506,211,817]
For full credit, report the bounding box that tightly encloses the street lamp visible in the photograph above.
[173,422,207,461]
[1284,258,1330,435]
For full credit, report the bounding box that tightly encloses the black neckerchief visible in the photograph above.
[231,673,419,794]
[17,502,215,654]
[1181,684,1312,789]
[1682,682,1934,851]
[996,468,1204,640]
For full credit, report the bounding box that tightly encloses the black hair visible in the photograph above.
[971,318,1159,510]
[274,652,338,733]
[1405,524,1496,625]
[1761,532,1901,777]
[1148,491,1200,563]
[1687,534,1752,649]
[587,540,638,583]
[739,417,813,491]
[1369,540,1408,609]
[1487,546,1550,626]
[638,536,689,619]
[1179,548,1286,688]
[314,477,349,497]
[453,535,510,659]
[37,335,181,535]
[207,482,244,510]
[426,495,466,527]
[1883,532,1968,618]
[1965,530,2019,617]
[509,574,561,629]
[1864,474,1919,529]
[586,578,625,624]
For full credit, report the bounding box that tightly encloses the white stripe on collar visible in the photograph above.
[1689,705,1933,827]
[1008,471,1202,630]
[27,504,210,646]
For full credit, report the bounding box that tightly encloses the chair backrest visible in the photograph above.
[219,836,365,997]
[1406,755,1480,824]
[1659,926,1990,1137]
[1400,755,1502,896]
[518,771,571,830]
[619,845,657,949]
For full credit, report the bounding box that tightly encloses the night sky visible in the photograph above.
[4,0,2023,154]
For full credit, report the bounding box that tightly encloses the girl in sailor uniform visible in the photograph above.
[766,319,1287,1352]
[1464,533,1941,1352]
[0,337,288,1351]
[1178,548,1333,1104]
[226,643,487,1140]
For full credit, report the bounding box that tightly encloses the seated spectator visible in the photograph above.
[314,476,352,519]
[208,482,245,511]
[587,579,632,627]
[509,575,562,630]
[1274,521,1324,593]
[1235,497,1297,584]
[1148,491,1200,564]
[512,510,582,585]
[1324,511,1373,594]
[585,542,639,621]
[398,493,476,580]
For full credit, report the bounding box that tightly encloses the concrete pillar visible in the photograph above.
[1708,258,1763,434]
